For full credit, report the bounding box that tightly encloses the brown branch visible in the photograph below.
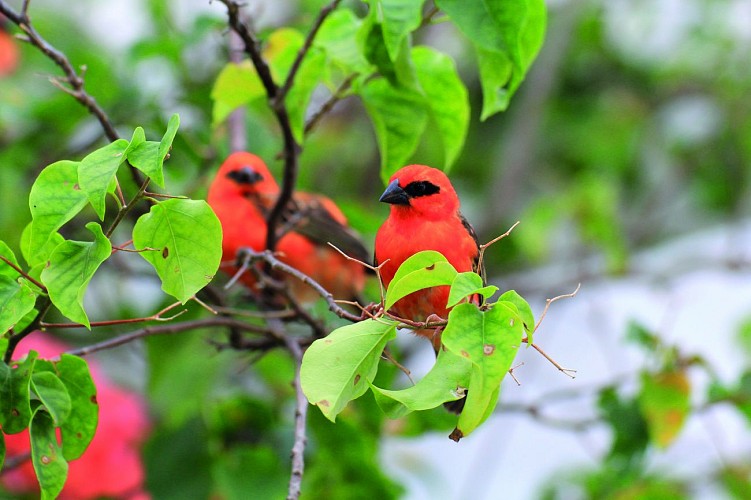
[40,301,186,329]
[0,255,46,291]
[303,73,358,135]
[284,334,308,500]
[0,1,145,187]
[276,0,343,105]
[4,297,51,363]
[65,316,274,358]
[232,247,362,322]
[534,283,581,333]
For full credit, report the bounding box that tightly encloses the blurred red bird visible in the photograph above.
[375,164,482,349]
[207,151,368,303]
[0,15,20,77]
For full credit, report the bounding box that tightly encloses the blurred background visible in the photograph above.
[1,0,750,498]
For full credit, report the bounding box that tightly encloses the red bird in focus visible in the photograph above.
[207,151,369,304]
[375,164,482,349]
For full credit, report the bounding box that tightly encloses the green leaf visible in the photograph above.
[0,276,37,335]
[375,0,423,61]
[638,369,691,449]
[371,348,472,418]
[446,271,498,308]
[0,240,21,279]
[123,126,146,158]
[0,350,37,434]
[211,60,266,125]
[436,0,547,120]
[27,160,89,262]
[301,319,397,421]
[361,78,428,183]
[359,17,415,88]
[412,46,470,169]
[498,289,535,340]
[57,354,98,461]
[315,9,369,74]
[132,198,222,303]
[40,222,111,328]
[21,223,65,269]
[384,251,457,310]
[78,139,128,220]
[442,302,523,439]
[125,114,180,188]
[30,409,68,500]
[31,371,72,427]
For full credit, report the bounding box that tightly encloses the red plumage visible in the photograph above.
[207,152,368,303]
[375,164,481,348]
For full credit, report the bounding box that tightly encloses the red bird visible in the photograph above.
[375,164,481,349]
[0,15,20,77]
[207,151,368,303]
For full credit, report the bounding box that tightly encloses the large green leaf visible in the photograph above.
[40,222,112,328]
[56,354,98,461]
[436,0,546,119]
[413,46,470,169]
[498,289,535,341]
[384,251,457,310]
[441,302,523,439]
[132,198,222,303]
[30,409,68,500]
[78,139,128,219]
[374,0,423,61]
[0,350,37,434]
[359,17,415,88]
[210,60,266,126]
[361,78,427,183]
[20,223,65,269]
[0,276,37,335]
[371,348,472,418]
[301,319,397,421]
[315,9,369,75]
[125,114,180,188]
[31,369,72,427]
[27,160,89,262]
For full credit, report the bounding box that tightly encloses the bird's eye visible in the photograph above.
[404,180,439,198]
[227,166,263,185]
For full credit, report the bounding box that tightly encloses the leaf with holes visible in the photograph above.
[132,198,222,303]
[0,350,37,434]
[441,302,523,440]
[371,347,472,418]
[384,251,457,310]
[30,409,68,500]
[301,319,397,422]
[40,222,111,328]
[27,161,89,263]
[78,139,128,220]
[57,354,98,461]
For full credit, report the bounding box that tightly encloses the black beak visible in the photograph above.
[227,165,263,185]
[379,179,410,205]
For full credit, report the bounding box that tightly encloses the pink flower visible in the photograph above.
[2,334,150,499]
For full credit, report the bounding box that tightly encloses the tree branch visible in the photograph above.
[284,334,308,500]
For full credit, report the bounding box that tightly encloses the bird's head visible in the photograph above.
[209,151,279,200]
[379,164,460,219]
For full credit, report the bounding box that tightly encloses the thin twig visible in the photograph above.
[303,73,358,135]
[276,0,343,105]
[4,297,51,363]
[40,301,186,329]
[0,255,46,291]
[530,342,577,378]
[534,283,581,332]
[284,334,308,500]
[477,220,520,274]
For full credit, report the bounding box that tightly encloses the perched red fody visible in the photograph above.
[207,151,369,303]
[375,164,481,348]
